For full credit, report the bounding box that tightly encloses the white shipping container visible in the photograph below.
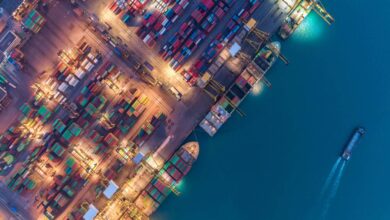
[58,82,69,93]
[75,68,86,79]
[68,76,80,87]
[81,59,89,67]
[85,62,95,72]
[65,74,73,83]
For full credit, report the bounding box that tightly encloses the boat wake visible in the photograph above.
[320,157,342,198]
[319,157,347,219]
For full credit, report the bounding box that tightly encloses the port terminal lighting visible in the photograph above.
[293,13,325,42]
[252,81,265,96]
[32,83,55,101]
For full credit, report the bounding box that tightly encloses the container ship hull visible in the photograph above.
[200,42,281,136]
[133,142,199,216]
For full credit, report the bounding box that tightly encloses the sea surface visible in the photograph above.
[153,0,390,220]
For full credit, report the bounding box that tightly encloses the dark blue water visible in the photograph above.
[154,1,390,220]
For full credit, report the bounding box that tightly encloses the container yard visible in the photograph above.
[0,0,334,219]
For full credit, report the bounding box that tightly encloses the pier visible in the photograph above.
[279,0,334,40]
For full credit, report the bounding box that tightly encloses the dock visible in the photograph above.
[279,0,334,40]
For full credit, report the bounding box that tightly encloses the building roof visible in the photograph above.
[83,204,99,220]
[103,180,119,199]
[229,42,241,57]
[0,31,20,53]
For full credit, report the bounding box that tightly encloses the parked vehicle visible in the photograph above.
[169,87,182,101]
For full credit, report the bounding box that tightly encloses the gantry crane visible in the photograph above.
[245,27,289,65]
[153,167,181,196]
[311,0,334,25]
[118,199,149,220]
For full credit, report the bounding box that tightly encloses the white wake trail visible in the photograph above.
[320,157,342,198]
[321,160,347,219]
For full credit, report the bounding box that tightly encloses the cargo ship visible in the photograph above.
[200,41,281,136]
[278,0,314,40]
[341,127,366,160]
[133,141,199,216]
[278,0,334,40]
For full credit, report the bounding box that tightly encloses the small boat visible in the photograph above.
[341,127,366,160]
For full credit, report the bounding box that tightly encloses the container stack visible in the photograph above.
[134,142,198,215]
[23,9,46,33]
